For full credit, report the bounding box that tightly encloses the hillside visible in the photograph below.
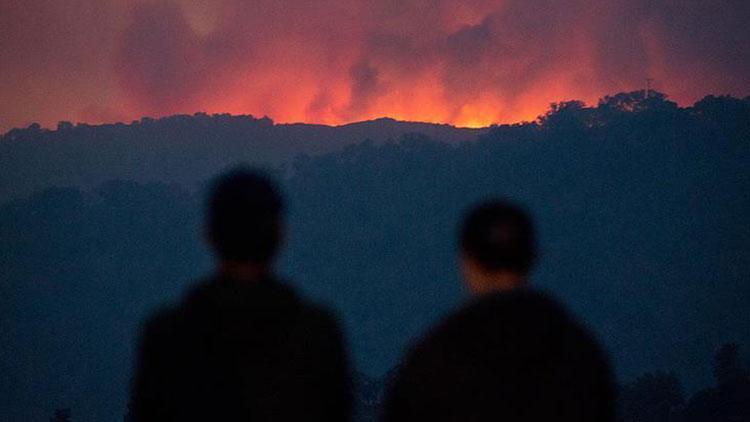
[0,92,748,420]
[0,115,487,202]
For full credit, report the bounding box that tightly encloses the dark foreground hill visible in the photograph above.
[0,91,748,421]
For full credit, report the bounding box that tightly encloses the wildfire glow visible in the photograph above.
[0,0,748,133]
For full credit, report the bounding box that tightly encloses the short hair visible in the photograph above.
[460,200,535,273]
[207,168,283,262]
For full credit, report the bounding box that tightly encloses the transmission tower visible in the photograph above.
[645,78,654,98]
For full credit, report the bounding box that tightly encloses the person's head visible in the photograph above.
[207,168,283,269]
[459,200,535,295]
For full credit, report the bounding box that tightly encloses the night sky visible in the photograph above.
[1,0,749,131]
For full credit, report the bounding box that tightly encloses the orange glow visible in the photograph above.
[1,0,747,133]
[180,55,599,128]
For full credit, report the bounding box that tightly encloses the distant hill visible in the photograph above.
[0,115,488,202]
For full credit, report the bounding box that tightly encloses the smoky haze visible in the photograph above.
[1,0,750,132]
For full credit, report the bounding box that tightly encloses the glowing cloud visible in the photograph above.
[1,0,748,132]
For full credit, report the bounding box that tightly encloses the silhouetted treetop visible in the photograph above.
[713,343,747,387]
[618,371,684,422]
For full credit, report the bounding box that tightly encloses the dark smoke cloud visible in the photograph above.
[117,2,206,113]
[1,0,748,131]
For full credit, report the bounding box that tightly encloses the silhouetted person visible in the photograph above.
[129,169,352,421]
[382,200,615,422]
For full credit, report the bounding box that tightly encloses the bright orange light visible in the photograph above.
[3,0,744,134]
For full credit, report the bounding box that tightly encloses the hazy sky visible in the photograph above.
[1,0,749,132]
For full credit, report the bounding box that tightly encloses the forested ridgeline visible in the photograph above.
[1,91,748,420]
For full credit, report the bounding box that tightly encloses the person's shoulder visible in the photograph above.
[471,288,567,314]
[411,289,574,355]
[142,301,187,335]
[258,277,337,324]
[180,276,299,313]
[479,289,612,371]
[135,305,186,360]
[297,300,343,334]
[453,289,570,327]
[279,295,347,363]
[140,278,211,334]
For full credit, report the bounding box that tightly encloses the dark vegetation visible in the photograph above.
[615,343,750,421]
[0,114,484,202]
[1,91,748,420]
[353,343,750,422]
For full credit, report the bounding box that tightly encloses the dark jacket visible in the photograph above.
[129,276,352,421]
[382,289,615,422]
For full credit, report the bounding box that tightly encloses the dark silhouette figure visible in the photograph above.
[382,201,615,422]
[128,169,352,421]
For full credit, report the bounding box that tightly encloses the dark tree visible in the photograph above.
[598,90,676,113]
[714,343,746,386]
[618,371,684,422]
[684,343,750,422]
[538,100,591,130]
